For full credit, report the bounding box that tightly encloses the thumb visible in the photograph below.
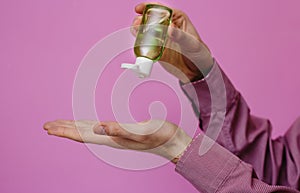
[97,121,163,141]
[93,123,106,135]
[97,122,134,138]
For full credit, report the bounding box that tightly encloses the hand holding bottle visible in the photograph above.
[132,2,213,83]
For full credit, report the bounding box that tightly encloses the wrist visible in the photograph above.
[145,124,192,164]
[167,129,192,164]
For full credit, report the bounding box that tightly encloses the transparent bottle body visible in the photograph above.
[134,4,172,61]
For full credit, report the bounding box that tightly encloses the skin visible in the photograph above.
[44,120,192,162]
[44,2,213,163]
[132,2,213,83]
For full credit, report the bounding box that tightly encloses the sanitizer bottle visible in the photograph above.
[121,4,173,78]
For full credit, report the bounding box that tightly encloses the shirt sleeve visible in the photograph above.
[179,58,300,189]
[175,133,300,193]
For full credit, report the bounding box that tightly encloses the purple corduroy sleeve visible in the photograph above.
[176,59,300,192]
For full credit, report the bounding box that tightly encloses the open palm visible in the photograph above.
[44,119,192,161]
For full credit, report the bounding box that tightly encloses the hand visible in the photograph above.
[132,2,214,83]
[43,120,192,163]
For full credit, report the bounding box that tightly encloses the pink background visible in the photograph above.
[1,0,299,193]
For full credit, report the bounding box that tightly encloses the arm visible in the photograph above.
[180,58,300,189]
[43,119,299,193]
[176,133,300,193]
[43,118,300,193]
[45,2,300,192]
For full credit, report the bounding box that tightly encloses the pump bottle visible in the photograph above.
[121,4,172,78]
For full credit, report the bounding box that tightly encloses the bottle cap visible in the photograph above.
[121,57,154,78]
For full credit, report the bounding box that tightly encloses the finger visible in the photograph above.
[135,2,165,14]
[100,122,130,137]
[43,120,75,130]
[47,126,83,142]
[130,15,142,36]
[133,15,142,26]
[44,121,59,130]
[99,122,144,141]
[135,2,148,14]
[93,123,106,135]
[43,122,52,130]
[54,119,75,125]
[167,23,177,40]
[100,121,164,142]
[93,122,150,149]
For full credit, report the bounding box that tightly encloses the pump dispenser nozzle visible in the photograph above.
[121,57,154,78]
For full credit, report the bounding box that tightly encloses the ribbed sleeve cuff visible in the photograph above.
[175,133,241,193]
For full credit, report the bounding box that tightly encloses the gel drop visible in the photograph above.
[121,4,172,78]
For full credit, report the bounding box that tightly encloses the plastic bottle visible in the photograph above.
[121,4,173,78]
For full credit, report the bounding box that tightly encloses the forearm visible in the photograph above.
[175,133,300,193]
[180,58,300,188]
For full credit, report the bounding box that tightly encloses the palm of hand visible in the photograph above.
[44,119,191,160]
